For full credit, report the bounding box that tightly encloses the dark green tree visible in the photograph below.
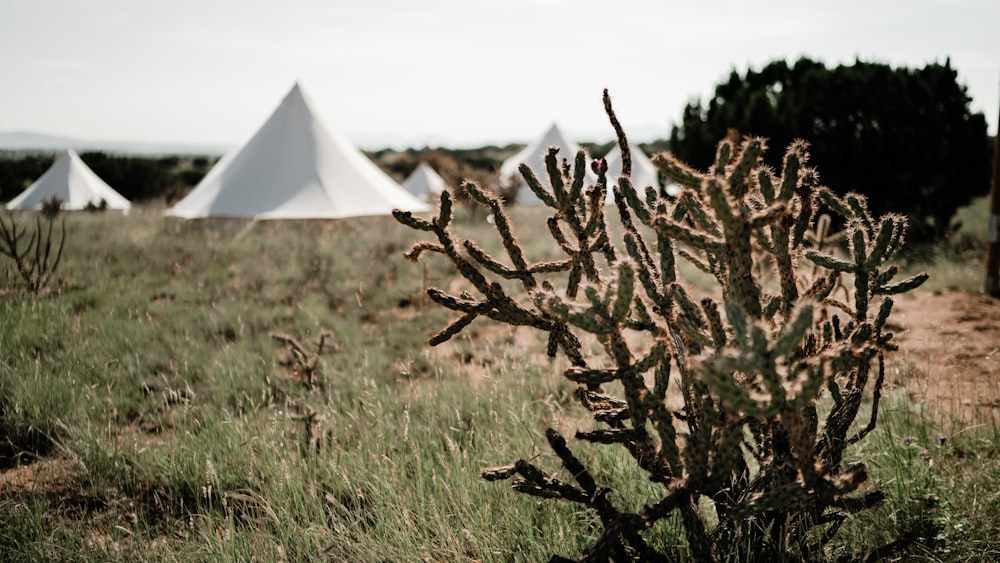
[80,152,171,202]
[0,153,55,202]
[1,152,216,205]
[670,57,991,240]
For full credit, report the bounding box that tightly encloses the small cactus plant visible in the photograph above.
[0,208,66,294]
[393,90,927,561]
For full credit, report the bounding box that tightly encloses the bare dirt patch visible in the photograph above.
[0,456,77,494]
[413,287,1000,424]
[888,289,1000,420]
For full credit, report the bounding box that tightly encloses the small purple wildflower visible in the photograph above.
[901,436,917,444]
[936,434,948,444]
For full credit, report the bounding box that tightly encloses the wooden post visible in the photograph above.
[985,94,1000,297]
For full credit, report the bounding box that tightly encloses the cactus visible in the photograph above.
[0,208,66,294]
[394,90,926,561]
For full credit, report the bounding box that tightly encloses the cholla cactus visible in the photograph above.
[393,90,927,561]
[0,209,66,294]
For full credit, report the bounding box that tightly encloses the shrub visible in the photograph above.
[83,198,109,212]
[0,208,66,294]
[40,195,64,219]
[394,91,928,561]
[669,58,991,241]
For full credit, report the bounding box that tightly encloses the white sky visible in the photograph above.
[1,0,997,149]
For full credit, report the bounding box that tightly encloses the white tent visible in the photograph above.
[499,123,596,205]
[604,145,661,190]
[604,145,676,200]
[167,83,429,219]
[401,162,447,201]
[6,148,130,211]
[605,146,680,201]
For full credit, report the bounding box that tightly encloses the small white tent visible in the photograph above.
[499,123,596,205]
[605,146,679,201]
[402,162,447,201]
[6,148,130,211]
[167,83,429,219]
[605,145,661,190]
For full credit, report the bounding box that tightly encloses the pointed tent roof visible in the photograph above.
[6,148,130,211]
[605,146,679,202]
[499,123,596,205]
[167,83,429,219]
[402,162,447,201]
[604,144,660,195]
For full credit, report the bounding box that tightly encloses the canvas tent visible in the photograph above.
[6,148,130,211]
[603,144,679,199]
[605,146,681,201]
[402,162,447,201]
[498,123,596,205]
[604,145,661,191]
[167,83,429,219]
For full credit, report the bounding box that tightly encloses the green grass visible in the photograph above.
[899,194,992,293]
[0,201,998,560]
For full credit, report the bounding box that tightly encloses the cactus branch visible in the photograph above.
[393,92,927,561]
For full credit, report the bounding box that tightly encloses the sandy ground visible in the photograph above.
[421,286,1000,420]
[887,289,1000,421]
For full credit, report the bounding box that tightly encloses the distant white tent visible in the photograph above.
[604,145,679,200]
[401,162,447,201]
[499,123,596,205]
[6,148,130,211]
[166,83,429,219]
[604,145,662,190]
[604,146,680,202]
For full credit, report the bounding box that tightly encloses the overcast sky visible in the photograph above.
[1,0,997,149]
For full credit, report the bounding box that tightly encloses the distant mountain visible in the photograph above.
[1,125,669,155]
[0,131,230,156]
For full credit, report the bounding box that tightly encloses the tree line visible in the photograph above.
[669,57,992,241]
[3,57,991,242]
[0,152,218,206]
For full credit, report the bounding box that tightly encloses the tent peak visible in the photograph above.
[166,82,428,219]
[6,147,130,210]
[285,82,307,102]
[499,122,595,204]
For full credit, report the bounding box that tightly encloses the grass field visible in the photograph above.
[1,199,999,561]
